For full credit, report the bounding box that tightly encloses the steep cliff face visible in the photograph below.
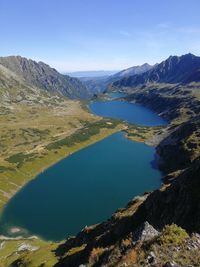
[157,116,200,173]
[136,157,200,232]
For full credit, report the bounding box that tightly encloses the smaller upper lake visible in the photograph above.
[90,100,167,126]
[107,92,128,99]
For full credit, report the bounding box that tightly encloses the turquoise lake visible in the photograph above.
[0,98,166,241]
[90,100,167,126]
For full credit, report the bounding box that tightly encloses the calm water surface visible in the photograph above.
[90,100,167,126]
[0,132,161,241]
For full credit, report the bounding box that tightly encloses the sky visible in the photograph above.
[0,0,200,72]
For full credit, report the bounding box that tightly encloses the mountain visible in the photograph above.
[113,63,152,79]
[81,63,153,94]
[113,53,200,88]
[79,75,110,94]
[0,56,90,99]
[66,70,119,78]
[68,64,151,80]
[0,62,26,89]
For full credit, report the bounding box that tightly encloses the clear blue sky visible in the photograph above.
[1,0,200,72]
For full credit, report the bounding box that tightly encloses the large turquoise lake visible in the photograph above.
[0,98,166,241]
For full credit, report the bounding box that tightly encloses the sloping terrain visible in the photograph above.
[0,56,90,99]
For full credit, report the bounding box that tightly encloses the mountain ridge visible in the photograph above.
[113,63,153,78]
[113,53,200,88]
[0,55,90,99]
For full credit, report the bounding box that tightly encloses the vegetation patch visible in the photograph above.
[46,119,120,150]
[65,244,86,257]
[125,124,164,143]
[157,224,189,245]
[0,165,14,173]
[6,152,37,168]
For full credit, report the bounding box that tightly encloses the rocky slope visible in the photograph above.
[113,53,200,88]
[0,56,90,99]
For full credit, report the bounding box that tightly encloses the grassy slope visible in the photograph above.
[0,238,60,267]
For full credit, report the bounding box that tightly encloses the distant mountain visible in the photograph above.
[113,63,152,79]
[79,76,110,95]
[113,53,200,88]
[81,63,153,94]
[0,56,90,99]
[67,70,119,78]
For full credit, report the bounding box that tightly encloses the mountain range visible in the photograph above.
[1,53,200,101]
[113,53,200,88]
[112,63,152,78]
[0,56,90,99]
[66,70,119,78]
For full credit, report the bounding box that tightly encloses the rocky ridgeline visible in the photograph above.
[0,56,91,99]
[113,53,200,87]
